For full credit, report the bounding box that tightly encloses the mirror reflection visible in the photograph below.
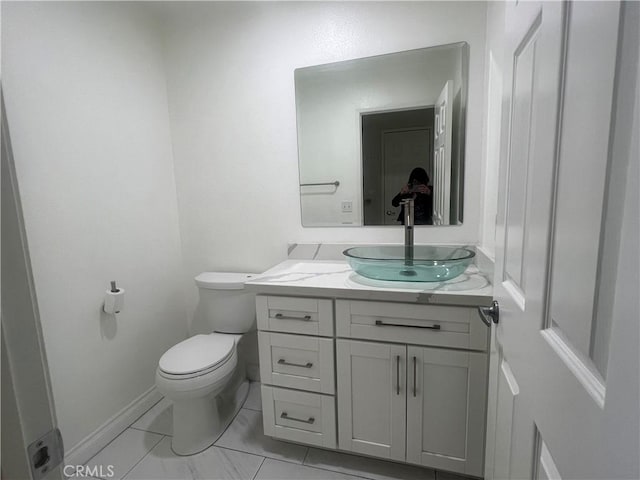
[296,42,468,227]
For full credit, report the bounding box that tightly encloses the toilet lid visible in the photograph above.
[159,334,235,375]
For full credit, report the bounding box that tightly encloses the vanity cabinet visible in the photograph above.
[335,299,488,477]
[256,292,489,478]
[256,295,337,449]
[336,339,487,477]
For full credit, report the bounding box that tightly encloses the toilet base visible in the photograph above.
[170,370,249,456]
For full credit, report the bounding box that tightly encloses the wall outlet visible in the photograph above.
[341,200,353,213]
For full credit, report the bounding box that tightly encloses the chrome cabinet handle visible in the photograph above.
[396,355,401,395]
[275,313,312,321]
[375,320,441,330]
[280,412,315,424]
[277,358,313,368]
[478,300,500,326]
[413,356,417,397]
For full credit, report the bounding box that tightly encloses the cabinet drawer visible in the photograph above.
[262,385,336,449]
[258,332,335,394]
[256,295,334,336]
[336,300,488,351]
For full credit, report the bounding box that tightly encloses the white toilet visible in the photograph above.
[155,272,258,456]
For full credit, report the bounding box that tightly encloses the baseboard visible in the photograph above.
[64,386,162,466]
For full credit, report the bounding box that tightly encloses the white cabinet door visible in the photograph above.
[336,339,406,461]
[406,346,487,477]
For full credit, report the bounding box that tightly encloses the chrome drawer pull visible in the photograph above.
[278,358,313,368]
[375,320,441,330]
[280,412,315,424]
[413,356,417,397]
[396,355,401,395]
[275,313,312,321]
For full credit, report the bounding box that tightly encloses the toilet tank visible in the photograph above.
[194,272,259,333]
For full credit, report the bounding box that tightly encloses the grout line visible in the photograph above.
[243,406,262,412]
[128,425,172,437]
[250,457,267,480]
[120,434,165,480]
[213,444,306,467]
[129,397,165,427]
[301,450,437,480]
[301,461,435,480]
[213,406,251,448]
[83,426,142,469]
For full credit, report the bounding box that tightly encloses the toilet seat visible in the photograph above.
[158,334,235,380]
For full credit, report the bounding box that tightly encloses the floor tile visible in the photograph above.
[85,429,164,480]
[304,447,436,480]
[436,471,475,480]
[130,397,173,436]
[243,382,262,411]
[255,458,363,480]
[215,408,308,464]
[124,436,264,480]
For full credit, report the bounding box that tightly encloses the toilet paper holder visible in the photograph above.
[104,280,125,314]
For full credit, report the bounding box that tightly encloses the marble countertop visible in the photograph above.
[246,259,493,307]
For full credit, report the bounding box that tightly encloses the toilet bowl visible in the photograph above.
[155,272,257,456]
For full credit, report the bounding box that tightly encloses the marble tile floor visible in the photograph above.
[80,382,474,480]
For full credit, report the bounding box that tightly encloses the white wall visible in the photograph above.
[160,1,488,320]
[2,2,188,450]
[478,1,506,260]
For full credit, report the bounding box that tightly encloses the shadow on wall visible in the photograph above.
[100,309,117,340]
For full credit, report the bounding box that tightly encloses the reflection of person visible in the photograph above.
[392,167,433,225]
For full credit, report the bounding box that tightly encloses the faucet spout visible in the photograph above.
[401,199,415,270]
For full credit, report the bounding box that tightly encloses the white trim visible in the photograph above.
[539,441,562,480]
[541,328,605,408]
[64,386,162,466]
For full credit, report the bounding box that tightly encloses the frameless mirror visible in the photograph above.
[296,42,468,227]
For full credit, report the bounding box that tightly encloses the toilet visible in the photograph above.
[155,272,258,456]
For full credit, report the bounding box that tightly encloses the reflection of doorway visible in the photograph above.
[362,108,434,225]
[382,129,432,225]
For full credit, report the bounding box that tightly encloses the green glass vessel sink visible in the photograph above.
[343,245,475,282]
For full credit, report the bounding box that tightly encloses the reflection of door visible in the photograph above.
[486,2,637,480]
[433,81,452,226]
[382,128,431,225]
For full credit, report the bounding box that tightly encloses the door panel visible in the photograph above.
[382,129,431,225]
[492,355,519,480]
[407,346,487,477]
[502,13,540,294]
[336,339,406,461]
[433,81,452,225]
[546,0,621,370]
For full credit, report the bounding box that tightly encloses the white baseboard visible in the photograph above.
[64,386,162,466]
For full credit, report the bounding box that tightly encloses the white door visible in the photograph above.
[433,81,452,226]
[336,339,406,461]
[2,94,64,479]
[406,346,487,477]
[486,1,639,479]
[382,128,431,225]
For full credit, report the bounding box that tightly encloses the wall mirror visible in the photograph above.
[296,42,468,227]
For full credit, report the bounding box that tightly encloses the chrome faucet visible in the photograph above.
[400,198,414,269]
